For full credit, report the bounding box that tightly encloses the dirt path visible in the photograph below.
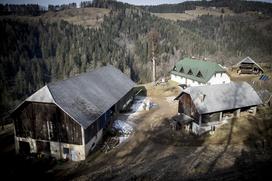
[57,84,272,180]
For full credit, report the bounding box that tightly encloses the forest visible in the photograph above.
[142,0,272,15]
[0,0,272,120]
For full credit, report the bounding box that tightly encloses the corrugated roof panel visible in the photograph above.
[180,82,262,114]
[46,65,136,128]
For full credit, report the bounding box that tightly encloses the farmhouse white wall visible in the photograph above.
[207,73,230,85]
[171,73,230,87]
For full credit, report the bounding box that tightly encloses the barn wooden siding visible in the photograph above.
[84,89,134,144]
[14,102,82,145]
[178,93,199,121]
[239,63,262,74]
[84,109,112,144]
[201,112,221,124]
[115,89,135,112]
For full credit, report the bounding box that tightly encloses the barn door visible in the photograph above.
[19,141,30,154]
[36,141,51,154]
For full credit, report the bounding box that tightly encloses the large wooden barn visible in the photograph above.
[171,58,230,87]
[237,57,264,75]
[12,65,136,161]
[175,82,262,135]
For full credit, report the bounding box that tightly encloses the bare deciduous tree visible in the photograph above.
[148,29,160,85]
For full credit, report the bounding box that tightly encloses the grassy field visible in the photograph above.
[41,7,110,28]
[153,6,234,21]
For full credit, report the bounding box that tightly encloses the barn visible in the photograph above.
[12,65,136,161]
[175,82,262,135]
[237,57,264,75]
[171,58,230,87]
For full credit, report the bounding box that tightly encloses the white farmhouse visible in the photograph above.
[171,58,230,87]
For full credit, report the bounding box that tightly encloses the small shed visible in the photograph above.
[175,82,263,135]
[237,57,264,75]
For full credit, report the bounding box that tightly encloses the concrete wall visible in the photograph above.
[50,141,85,161]
[15,137,86,161]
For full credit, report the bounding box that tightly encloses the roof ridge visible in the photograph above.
[48,65,114,87]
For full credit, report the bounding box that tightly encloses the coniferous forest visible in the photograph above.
[1,0,272,118]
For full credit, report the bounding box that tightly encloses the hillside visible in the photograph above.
[41,7,110,28]
[142,0,272,15]
[153,6,235,21]
[0,0,272,120]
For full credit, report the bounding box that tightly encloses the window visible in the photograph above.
[196,71,203,78]
[188,69,193,75]
[63,147,69,154]
[173,66,177,71]
[180,67,184,73]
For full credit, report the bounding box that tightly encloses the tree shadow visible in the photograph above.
[207,118,235,173]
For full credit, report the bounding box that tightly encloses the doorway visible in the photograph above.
[19,141,30,154]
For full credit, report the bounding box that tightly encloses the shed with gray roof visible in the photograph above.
[175,82,262,135]
[237,57,264,74]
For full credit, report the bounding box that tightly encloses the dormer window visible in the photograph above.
[180,67,184,73]
[173,66,177,71]
[197,71,203,78]
[188,69,193,75]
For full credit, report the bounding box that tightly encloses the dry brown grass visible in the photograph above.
[140,80,180,97]
[153,6,234,21]
[41,7,110,28]
[205,107,272,147]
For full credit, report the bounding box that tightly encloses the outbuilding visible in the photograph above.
[175,82,262,135]
[237,57,264,75]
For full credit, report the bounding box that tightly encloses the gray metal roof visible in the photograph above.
[176,82,262,114]
[14,65,135,129]
[48,65,136,128]
[26,85,54,103]
[237,57,264,72]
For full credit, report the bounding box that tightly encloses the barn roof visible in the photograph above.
[171,58,226,83]
[14,65,136,129]
[237,57,264,72]
[175,82,262,114]
[26,85,54,103]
